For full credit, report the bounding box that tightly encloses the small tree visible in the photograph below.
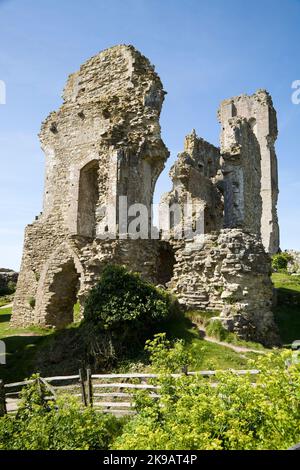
[272,252,293,272]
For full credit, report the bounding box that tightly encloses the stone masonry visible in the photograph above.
[12,46,280,345]
[219,90,279,254]
[12,45,168,328]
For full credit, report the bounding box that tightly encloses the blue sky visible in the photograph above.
[0,0,300,270]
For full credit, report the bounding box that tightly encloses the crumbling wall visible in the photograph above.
[12,45,169,327]
[218,90,279,254]
[168,229,278,346]
[162,96,279,345]
[220,117,262,234]
[160,131,223,238]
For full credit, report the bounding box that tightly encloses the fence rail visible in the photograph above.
[0,368,260,417]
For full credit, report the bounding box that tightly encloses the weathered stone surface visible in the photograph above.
[220,116,262,234]
[286,250,300,274]
[160,130,223,237]
[218,90,279,254]
[168,230,278,346]
[12,45,168,327]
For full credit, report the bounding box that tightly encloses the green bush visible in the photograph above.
[272,253,293,272]
[0,377,123,450]
[112,340,300,450]
[145,333,192,373]
[83,265,177,365]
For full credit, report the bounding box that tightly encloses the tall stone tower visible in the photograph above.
[12,45,169,328]
[218,90,279,254]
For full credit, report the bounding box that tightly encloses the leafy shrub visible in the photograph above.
[145,333,192,373]
[112,341,300,450]
[272,253,293,272]
[0,377,123,450]
[83,265,178,365]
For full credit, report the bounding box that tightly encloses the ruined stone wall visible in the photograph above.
[162,95,279,345]
[160,131,223,237]
[168,229,278,346]
[220,117,262,234]
[218,90,279,254]
[12,45,168,327]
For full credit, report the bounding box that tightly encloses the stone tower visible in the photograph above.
[12,45,169,328]
[218,90,279,254]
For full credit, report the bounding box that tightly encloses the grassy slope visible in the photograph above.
[161,312,251,370]
[0,307,52,382]
[1,272,299,382]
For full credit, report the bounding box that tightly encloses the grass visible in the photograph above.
[0,294,13,307]
[0,307,52,382]
[272,272,300,345]
[186,310,267,351]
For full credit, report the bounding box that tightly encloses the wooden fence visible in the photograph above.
[0,368,260,417]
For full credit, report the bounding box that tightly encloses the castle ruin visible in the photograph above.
[11,45,280,345]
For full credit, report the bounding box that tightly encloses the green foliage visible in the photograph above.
[0,281,16,296]
[84,265,173,329]
[113,342,300,450]
[73,301,81,322]
[272,252,293,272]
[7,281,16,294]
[83,265,177,366]
[0,377,123,450]
[145,333,193,373]
[206,319,229,341]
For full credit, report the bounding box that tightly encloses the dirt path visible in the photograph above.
[197,327,266,355]
[204,335,266,354]
[0,302,13,309]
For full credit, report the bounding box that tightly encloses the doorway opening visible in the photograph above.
[45,259,81,328]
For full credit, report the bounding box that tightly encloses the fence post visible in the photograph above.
[0,380,7,416]
[79,369,87,406]
[36,376,42,398]
[86,367,93,407]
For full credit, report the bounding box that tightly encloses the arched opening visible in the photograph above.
[249,117,257,136]
[77,160,99,237]
[45,259,81,328]
[157,242,176,285]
